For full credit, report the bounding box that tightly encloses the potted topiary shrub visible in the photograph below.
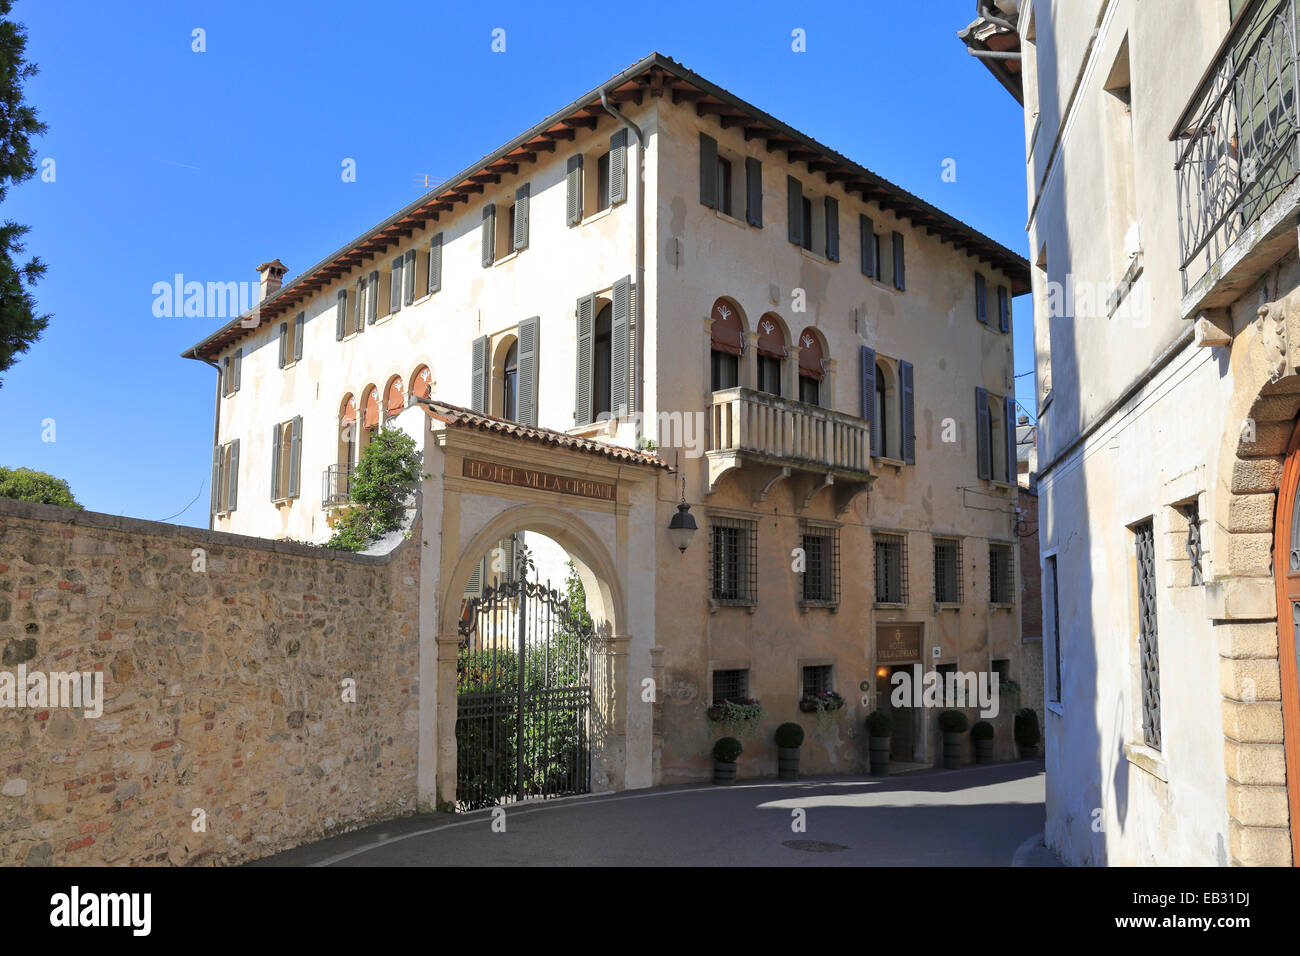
[865,709,894,776]
[938,709,969,769]
[713,736,743,785]
[775,722,805,781]
[971,720,995,764]
[1014,707,1041,759]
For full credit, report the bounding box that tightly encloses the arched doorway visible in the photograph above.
[1274,417,1300,865]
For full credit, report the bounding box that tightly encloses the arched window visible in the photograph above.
[384,376,404,420]
[797,327,825,406]
[710,298,743,392]
[360,385,379,451]
[875,364,888,456]
[339,394,357,468]
[756,313,786,396]
[594,303,613,417]
[502,340,519,422]
[410,365,432,401]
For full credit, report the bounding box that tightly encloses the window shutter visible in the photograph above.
[471,335,488,414]
[745,156,762,226]
[271,422,282,500]
[404,249,416,304]
[293,312,304,363]
[892,232,906,290]
[513,182,530,251]
[288,415,302,499]
[975,273,988,324]
[825,196,840,262]
[612,276,632,417]
[227,439,239,512]
[336,290,347,340]
[566,155,583,225]
[481,204,496,267]
[390,256,403,313]
[354,278,365,332]
[998,284,1010,333]
[233,348,242,392]
[860,346,877,457]
[278,322,288,368]
[1006,395,1018,483]
[975,387,991,480]
[367,271,379,323]
[860,215,876,277]
[574,294,595,425]
[210,446,221,515]
[220,357,228,397]
[609,129,627,205]
[786,176,803,245]
[428,233,442,295]
[464,556,483,597]
[900,360,915,464]
[517,314,539,426]
[699,133,718,208]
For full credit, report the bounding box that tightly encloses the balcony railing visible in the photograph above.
[1174,0,1300,300]
[322,463,353,507]
[707,387,872,475]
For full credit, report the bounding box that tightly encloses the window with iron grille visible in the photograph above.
[1135,520,1161,750]
[934,537,962,603]
[800,523,840,604]
[712,669,749,705]
[989,542,1015,604]
[710,516,757,605]
[874,532,908,605]
[1182,501,1204,586]
[802,665,833,697]
[1047,554,1062,703]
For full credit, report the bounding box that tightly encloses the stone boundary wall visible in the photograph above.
[0,498,422,866]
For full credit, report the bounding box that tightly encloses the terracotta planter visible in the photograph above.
[942,731,963,769]
[869,736,891,776]
[975,739,994,764]
[777,747,800,781]
[714,760,737,785]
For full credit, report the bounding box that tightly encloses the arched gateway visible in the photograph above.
[393,399,666,812]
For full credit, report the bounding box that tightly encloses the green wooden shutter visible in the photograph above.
[270,422,282,500]
[998,285,1010,333]
[745,156,762,226]
[976,273,988,324]
[428,233,442,294]
[892,232,905,290]
[975,387,991,480]
[612,276,632,418]
[825,196,840,262]
[233,348,242,391]
[367,271,379,323]
[517,314,539,426]
[336,290,347,340]
[210,446,221,515]
[1005,396,1017,482]
[699,133,718,208]
[278,322,288,368]
[566,155,583,225]
[293,312,304,363]
[481,204,496,267]
[288,415,302,499]
[787,176,802,245]
[860,346,877,457]
[513,182,530,251]
[390,256,404,313]
[471,335,488,413]
[227,439,239,511]
[609,129,627,205]
[404,249,416,304]
[900,360,915,464]
[860,215,876,277]
[575,294,595,425]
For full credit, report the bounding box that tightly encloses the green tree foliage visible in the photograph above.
[326,428,421,551]
[0,466,80,508]
[0,2,49,386]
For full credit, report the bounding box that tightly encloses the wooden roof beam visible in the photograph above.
[562,115,598,130]
[672,88,706,105]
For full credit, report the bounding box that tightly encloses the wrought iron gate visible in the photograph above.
[455,577,596,810]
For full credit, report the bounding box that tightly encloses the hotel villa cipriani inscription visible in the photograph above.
[462,458,616,502]
[877,624,923,663]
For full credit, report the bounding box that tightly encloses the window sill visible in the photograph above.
[933,602,963,612]
[989,602,1014,611]
[1124,741,1168,782]
[281,360,299,372]
[272,497,298,507]
[798,600,839,613]
[709,598,756,614]
[874,456,906,471]
[874,602,908,610]
[799,247,832,265]
[494,250,522,267]
[715,209,754,230]
[983,479,1016,493]
[580,206,614,227]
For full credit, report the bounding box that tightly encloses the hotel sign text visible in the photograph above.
[462,458,616,502]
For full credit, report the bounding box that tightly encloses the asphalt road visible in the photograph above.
[254,760,1055,867]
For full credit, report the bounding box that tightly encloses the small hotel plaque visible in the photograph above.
[876,624,922,663]
[462,458,616,502]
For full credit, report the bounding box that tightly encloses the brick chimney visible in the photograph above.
[256,259,288,301]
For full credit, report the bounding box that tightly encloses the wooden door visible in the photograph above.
[1273,419,1300,865]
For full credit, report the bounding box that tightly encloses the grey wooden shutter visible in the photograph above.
[481,204,496,267]
[975,387,991,480]
[464,557,483,597]
[278,322,288,368]
[270,422,282,500]
[975,273,988,324]
[574,294,595,425]
[227,439,239,512]
[1005,396,1017,482]
[612,276,632,417]
[288,415,302,498]
[517,314,539,426]
[220,357,228,397]
[609,129,627,205]
[233,348,242,391]
[471,335,488,413]
[825,196,840,262]
[293,312,304,363]
[892,232,906,290]
[745,156,762,226]
[998,285,1010,333]
[354,278,365,332]
[513,182,530,251]
[787,176,803,244]
[390,256,404,313]
[336,290,347,340]
[428,233,442,294]
[699,133,718,208]
[404,249,416,304]
[210,446,221,515]
[860,346,877,456]
[900,360,915,464]
[566,155,583,225]
[367,271,379,323]
[860,215,876,277]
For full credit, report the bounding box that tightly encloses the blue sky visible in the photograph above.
[0,0,1031,528]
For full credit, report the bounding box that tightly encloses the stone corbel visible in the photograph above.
[1194,308,1231,349]
[1258,301,1289,381]
[751,465,791,505]
[833,478,873,516]
[798,473,834,511]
